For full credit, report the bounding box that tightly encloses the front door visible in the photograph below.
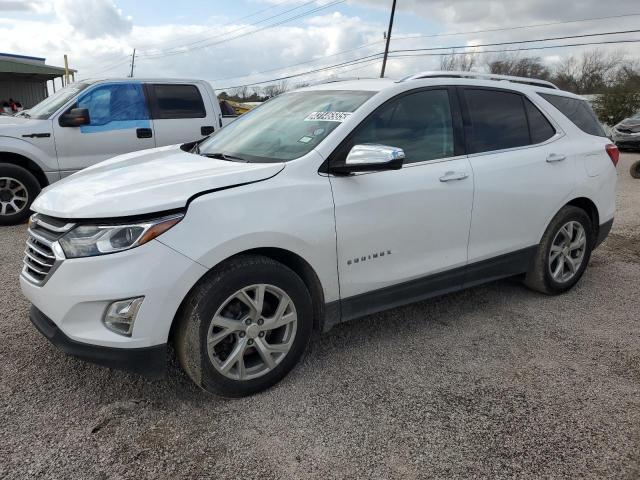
[329,88,474,319]
[52,82,155,173]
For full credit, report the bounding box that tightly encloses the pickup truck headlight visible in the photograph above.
[59,213,184,258]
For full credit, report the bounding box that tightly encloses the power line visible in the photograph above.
[201,14,640,85]
[390,28,640,55]
[209,39,383,83]
[143,0,294,51]
[392,12,640,42]
[139,0,318,56]
[140,0,346,59]
[214,33,640,90]
[216,52,385,90]
[387,38,640,59]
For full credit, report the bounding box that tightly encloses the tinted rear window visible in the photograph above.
[464,89,530,153]
[524,98,556,144]
[539,93,606,137]
[150,84,206,119]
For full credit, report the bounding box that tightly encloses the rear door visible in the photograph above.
[460,87,575,271]
[146,83,216,145]
[52,82,155,173]
[329,88,474,318]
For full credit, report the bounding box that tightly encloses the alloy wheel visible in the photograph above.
[0,177,28,216]
[548,220,587,283]
[206,284,298,381]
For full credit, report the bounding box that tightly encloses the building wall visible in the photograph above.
[0,79,48,108]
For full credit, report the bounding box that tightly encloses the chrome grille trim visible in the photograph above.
[24,249,55,268]
[32,216,75,233]
[25,238,55,259]
[22,215,72,286]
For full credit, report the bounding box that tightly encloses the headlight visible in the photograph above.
[59,213,184,258]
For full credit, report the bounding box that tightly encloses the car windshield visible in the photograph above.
[27,83,89,119]
[198,90,375,162]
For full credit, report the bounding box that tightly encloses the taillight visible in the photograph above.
[605,144,619,167]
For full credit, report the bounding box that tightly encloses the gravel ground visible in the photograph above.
[1,153,639,480]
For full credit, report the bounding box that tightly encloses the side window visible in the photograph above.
[340,89,454,164]
[77,83,148,126]
[464,89,530,153]
[538,93,606,137]
[150,84,206,119]
[524,98,556,144]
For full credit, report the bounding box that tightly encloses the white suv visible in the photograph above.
[20,72,618,397]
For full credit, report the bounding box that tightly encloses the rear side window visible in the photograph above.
[463,89,530,153]
[539,93,606,137]
[524,98,556,144]
[150,84,206,119]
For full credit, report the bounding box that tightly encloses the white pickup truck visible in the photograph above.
[0,78,237,225]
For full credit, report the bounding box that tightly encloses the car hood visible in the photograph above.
[616,118,640,132]
[32,144,285,219]
[0,116,51,137]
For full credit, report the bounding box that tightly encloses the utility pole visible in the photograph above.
[63,54,69,85]
[129,48,136,78]
[380,0,397,78]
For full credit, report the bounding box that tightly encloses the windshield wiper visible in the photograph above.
[201,152,248,162]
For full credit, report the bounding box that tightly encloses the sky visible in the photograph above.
[1,0,639,93]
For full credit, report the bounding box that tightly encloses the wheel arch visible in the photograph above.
[565,197,600,242]
[168,247,328,344]
[0,151,49,188]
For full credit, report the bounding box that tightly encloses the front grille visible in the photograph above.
[22,215,75,286]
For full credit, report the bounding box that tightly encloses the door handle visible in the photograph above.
[201,125,215,136]
[136,128,153,139]
[439,171,469,182]
[546,153,566,163]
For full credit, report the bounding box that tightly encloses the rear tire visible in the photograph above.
[0,163,40,226]
[175,255,313,397]
[524,206,594,295]
[630,160,640,179]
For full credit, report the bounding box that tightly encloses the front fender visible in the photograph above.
[0,135,58,173]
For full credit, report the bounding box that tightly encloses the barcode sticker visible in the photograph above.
[304,111,353,122]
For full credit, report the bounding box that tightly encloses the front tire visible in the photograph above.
[0,163,40,226]
[524,206,594,295]
[175,255,313,397]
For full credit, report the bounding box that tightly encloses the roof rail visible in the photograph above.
[399,71,559,90]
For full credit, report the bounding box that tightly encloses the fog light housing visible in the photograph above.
[103,297,144,336]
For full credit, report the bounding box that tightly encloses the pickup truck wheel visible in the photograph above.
[175,255,313,397]
[0,164,40,226]
[524,206,593,295]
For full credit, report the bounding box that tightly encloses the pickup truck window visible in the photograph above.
[149,84,206,119]
[26,83,89,119]
[77,83,149,127]
[199,90,374,163]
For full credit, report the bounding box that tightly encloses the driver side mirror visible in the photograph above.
[329,144,405,174]
[59,108,90,127]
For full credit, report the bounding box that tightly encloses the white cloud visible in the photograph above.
[0,0,51,13]
[0,0,638,93]
[53,0,132,38]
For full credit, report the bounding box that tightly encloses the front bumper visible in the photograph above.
[20,237,208,352]
[30,305,166,377]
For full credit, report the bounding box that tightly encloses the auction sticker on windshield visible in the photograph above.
[304,111,353,122]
